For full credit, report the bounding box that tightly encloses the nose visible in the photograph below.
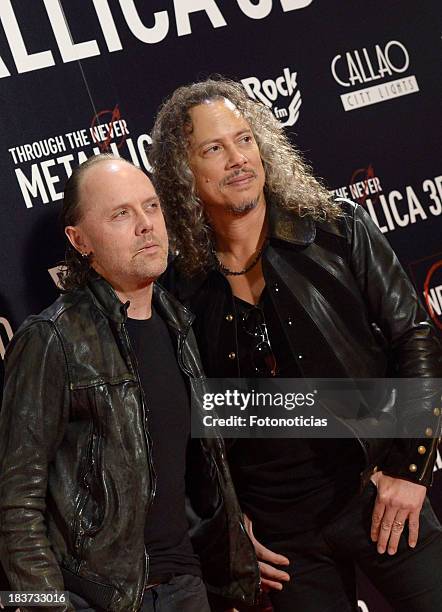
[226,144,248,169]
[135,209,153,235]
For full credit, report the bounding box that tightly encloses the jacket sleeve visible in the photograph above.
[0,320,74,611]
[346,202,442,486]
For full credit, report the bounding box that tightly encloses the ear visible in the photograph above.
[65,225,91,256]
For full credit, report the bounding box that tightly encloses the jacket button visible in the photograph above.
[298,354,303,359]
[287,316,293,326]
[272,282,279,292]
[425,427,433,437]
[225,314,234,322]
[434,407,441,417]
[409,464,417,473]
[418,445,426,455]
[228,352,236,360]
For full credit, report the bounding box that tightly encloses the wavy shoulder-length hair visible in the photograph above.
[149,78,340,277]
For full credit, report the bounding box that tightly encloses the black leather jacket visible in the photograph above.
[0,276,259,611]
[162,200,442,488]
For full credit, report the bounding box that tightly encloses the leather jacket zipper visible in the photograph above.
[72,423,95,570]
[238,518,261,604]
[122,323,156,611]
[209,438,262,604]
[177,331,194,378]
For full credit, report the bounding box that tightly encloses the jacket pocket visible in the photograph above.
[81,431,106,536]
[72,427,106,558]
[61,567,116,610]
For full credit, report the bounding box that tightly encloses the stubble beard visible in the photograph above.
[220,169,260,216]
[226,196,260,216]
[131,244,168,283]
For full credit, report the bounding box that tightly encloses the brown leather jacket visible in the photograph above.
[0,276,259,611]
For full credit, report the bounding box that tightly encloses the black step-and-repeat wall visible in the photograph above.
[0,2,441,610]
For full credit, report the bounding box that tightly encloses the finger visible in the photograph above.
[255,542,290,565]
[261,578,285,592]
[370,472,380,487]
[259,561,290,583]
[408,510,420,548]
[370,499,385,542]
[243,513,254,538]
[377,507,398,554]
[244,514,290,566]
[386,510,408,555]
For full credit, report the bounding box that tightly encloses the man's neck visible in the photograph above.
[209,196,267,261]
[91,266,155,319]
[114,281,154,320]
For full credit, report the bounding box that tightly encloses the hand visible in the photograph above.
[370,470,426,555]
[243,514,290,591]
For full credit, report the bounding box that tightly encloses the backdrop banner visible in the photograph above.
[0,2,441,610]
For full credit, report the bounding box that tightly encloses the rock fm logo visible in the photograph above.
[242,67,302,127]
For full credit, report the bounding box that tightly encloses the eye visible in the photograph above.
[204,144,222,155]
[111,208,130,220]
[241,134,253,144]
[145,200,160,211]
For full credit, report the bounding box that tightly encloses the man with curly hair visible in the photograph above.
[151,78,442,611]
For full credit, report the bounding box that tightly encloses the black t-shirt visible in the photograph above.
[126,309,201,580]
[229,289,364,537]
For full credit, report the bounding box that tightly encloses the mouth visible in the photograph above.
[225,172,256,187]
[134,244,160,256]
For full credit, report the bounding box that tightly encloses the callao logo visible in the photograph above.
[241,68,302,127]
[330,40,419,111]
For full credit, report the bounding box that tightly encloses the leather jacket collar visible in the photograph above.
[267,203,316,245]
[86,273,194,333]
[169,202,317,304]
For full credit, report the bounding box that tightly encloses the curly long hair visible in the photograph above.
[149,77,339,277]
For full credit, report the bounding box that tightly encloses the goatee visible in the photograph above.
[226,197,259,216]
